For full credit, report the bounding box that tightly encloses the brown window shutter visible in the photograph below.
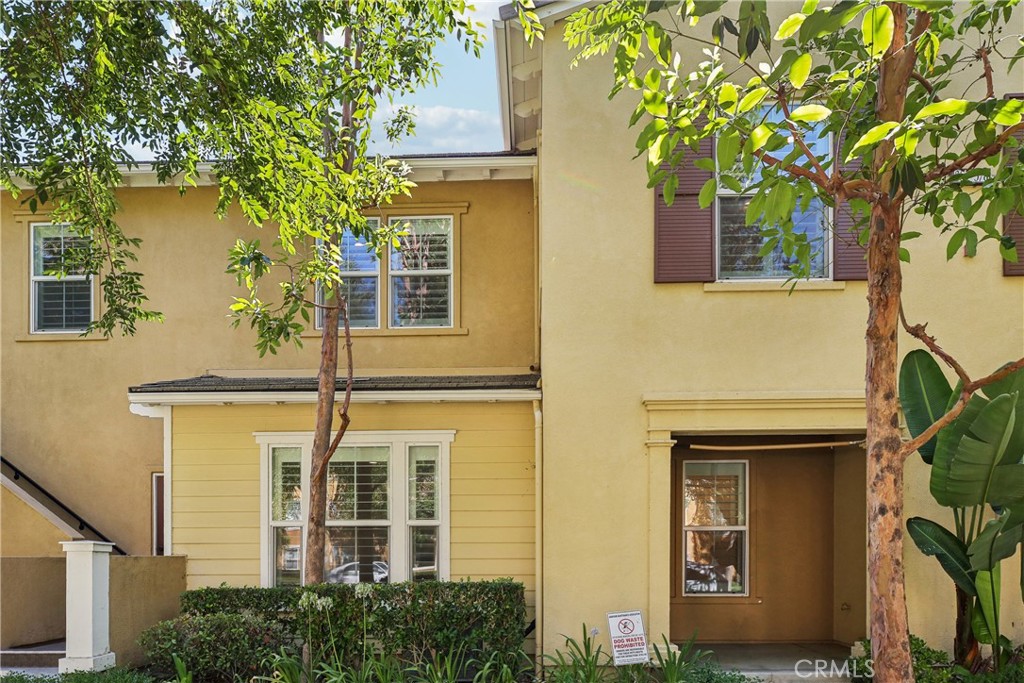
[1004,93,1024,276]
[654,136,715,283]
[833,137,867,281]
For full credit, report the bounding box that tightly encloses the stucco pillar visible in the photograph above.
[646,430,676,643]
[59,541,116,673]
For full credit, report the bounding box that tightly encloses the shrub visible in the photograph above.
[0,672,155,683]
[139,612,289,682]
[167,579,526,669]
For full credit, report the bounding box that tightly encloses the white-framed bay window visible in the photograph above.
[257,430,453,587]
[30,222,94,333]
[682,460,749,596]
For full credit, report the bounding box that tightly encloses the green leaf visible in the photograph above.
[968,512,1024,572]
[717,130,741,171]
[906,517,977,596]
[899,350,953,464]
[974,566,1001,647]
[789,53,812,89]
[774,13,806,40]
[718,82,739,111]
[738,87,769,113]
[915,98,969,120]
[789,104,831,123]
[749,124,774,152]
[698,178,717,209]
[848,122,900,159]
[861,4,894,58]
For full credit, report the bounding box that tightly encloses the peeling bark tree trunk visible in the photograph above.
[865,5,916,681]
[304,301,340,585]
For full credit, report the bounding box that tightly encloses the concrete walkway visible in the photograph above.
[704,642,855,682]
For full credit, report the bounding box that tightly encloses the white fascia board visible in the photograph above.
[494,20,514,152]
[128,388,542,406]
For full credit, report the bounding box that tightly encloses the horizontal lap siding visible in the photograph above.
[171,403,537,602]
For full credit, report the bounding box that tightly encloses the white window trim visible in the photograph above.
[29,222,95,334]
[256,430,454,587]
[314,215,456,332]
[387,215,454,330]
[682,458,750,598]
[712,131,835,283]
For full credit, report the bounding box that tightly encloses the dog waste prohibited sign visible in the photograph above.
[607,610,650,666]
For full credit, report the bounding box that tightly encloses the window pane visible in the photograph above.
[340,276,378,328]
[684,462,746,526]
[409,446,439,521]
[718,196,828,279]
[410,527,438,581]
[35,280,91,331]
[274,526,303,586]
[340,226,379,273]
[390,275,450,327]
[272,447,303,522]
[33,224,88,276]
[684,530,745,594]
[390,218,451,271]
[327,446,389,521]
[721,108,831,188]
[324,527,390,584]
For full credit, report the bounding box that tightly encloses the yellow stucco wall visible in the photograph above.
[0,179,536,556]
[0,486,70,557]
[170,401,537,611]
[536,5,1024,654]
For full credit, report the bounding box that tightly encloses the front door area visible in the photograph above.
[669,436,867,644]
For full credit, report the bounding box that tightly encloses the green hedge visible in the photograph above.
[148,579,525,672]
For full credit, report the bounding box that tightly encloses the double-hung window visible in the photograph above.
[682,460,748,595]
[316,216,454,330]
[259,431,452,587]
[716,111,832,280]
[30,223,93,332]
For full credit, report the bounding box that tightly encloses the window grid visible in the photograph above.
[30,223,94,333]
[315,215,454,331]
[682,460,749,597]
[713,113,834,281]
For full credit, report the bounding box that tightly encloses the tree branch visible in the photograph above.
[757,151,828,189]
[925,122,1024,182]
[911,71,935,97]
[776,89,830,186]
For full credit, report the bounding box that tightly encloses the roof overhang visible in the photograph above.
[127,374,542,407]
[11,154,537,190]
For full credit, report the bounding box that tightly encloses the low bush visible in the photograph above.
[0,671,155,683]
[138,612,289,682]
[849,635,954,683]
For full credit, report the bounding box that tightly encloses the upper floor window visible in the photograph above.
[30,223,93,333]
[317,215,454,330]
[259,430,452,587]
[716,112,832,281]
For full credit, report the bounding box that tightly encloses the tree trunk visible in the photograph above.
[865,6,917,679]
[865,202,913,683]
[304,301,340,585]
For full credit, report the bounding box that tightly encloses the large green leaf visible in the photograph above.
[973,566,1001,646]
[900,350,954,464]
[968,512,1024,572]
[907,516,977,595]
[981,363,1024,463]
[931,393,1024,507]
[861,4,894,58]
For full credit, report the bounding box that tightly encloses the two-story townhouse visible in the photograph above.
[1,154,541,632]
[492,0,1024,657]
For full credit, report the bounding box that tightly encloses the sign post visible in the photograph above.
[606,610,650,666]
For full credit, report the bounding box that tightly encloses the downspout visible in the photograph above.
[532,397,544,664]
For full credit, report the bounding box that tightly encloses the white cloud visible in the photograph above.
[371,104,502,155]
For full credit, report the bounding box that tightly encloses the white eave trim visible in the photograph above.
[128,388,542,406]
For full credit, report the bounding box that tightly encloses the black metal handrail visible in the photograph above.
[1,455,126,555]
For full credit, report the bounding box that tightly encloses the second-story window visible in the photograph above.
[716,111,832,280]
[31,223,93,333]
[316,215,454,330]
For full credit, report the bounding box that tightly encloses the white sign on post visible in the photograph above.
[606,610,650,666]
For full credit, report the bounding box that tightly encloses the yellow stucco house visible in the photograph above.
[3,0,1024,666]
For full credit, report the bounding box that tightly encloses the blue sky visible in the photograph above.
[372,2,506,155]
